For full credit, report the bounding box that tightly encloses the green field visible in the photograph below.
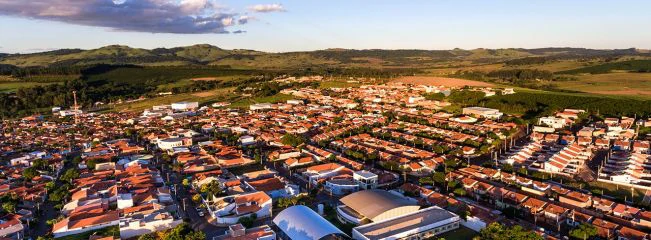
[554,73,651,98]
[0,81,55,92]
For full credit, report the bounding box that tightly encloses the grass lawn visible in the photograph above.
[56,225,120,240]
[229,93,294,108]
[434,226,478,240]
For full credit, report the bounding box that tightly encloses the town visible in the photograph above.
[1,79,650,240]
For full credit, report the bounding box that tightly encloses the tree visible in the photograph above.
[432,172,446,186]
[32,159,48,170]
[162,222,204,240]
[60,168,79,183]
[238,215,255,228]
[23,167,39,180]
[192,194,202,203]
[419,177,433,185]
[2,202,16,214]
[137,234,157,240]
[281,133,305,147]
[86,159,98,170]
[182,179,190,187]
[479,222,543,240]
[453,188,466,197]
[569,223,598,240]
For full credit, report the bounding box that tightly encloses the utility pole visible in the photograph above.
[72,90,80,125]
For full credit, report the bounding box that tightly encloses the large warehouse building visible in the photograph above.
[352,206,461,240]
[273,205,348,240]
[337,189,420,225]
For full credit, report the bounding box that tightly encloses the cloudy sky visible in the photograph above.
[0,0,650,53]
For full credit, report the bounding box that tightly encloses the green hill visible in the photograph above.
[3,45,648,70]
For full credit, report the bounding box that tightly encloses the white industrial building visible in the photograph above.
[337,189,420,225]
[273,205,348,240]
[462,107,503,119]
[171,101,198,111]
[352,206,460,240]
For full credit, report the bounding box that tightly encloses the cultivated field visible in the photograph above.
[556,73,651,97]
[391,76,494,87]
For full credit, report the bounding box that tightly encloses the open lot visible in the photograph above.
[391,76,494,87]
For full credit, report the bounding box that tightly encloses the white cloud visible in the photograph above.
[248,3,285,13]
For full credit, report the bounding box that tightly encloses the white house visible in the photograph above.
[538,116,568,129]
[208,191,273,225]
[353,171,378,190]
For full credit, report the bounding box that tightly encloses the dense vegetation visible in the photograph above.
[482,91,651,119]
[557,60,651,74]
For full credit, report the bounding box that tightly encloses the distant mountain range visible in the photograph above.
[0,44,648,69]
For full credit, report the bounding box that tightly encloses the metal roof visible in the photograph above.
[339,190,418,221]
[273,205,346,240]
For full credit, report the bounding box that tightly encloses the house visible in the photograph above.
[542,203,569,225]
[353,170,378,190]
[566,210,593,227]
[119,208,183,239]
[617,226,648,240]
[613,204,640,220]
[303,163,350,185]
[244,177,298,199]
[0,214,24,240]
[635,211,651,229]
[538,116,568,129]
[521,198,547,215]
[592,197,616,214]
[52,211,120,238]
[216,224,276,240]
[592,218,618,240]
[209,191,273,225]
[559,191,592,208]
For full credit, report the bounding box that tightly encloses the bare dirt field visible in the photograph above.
[391,76,494,87]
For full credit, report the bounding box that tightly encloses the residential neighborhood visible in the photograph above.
[1,80,650,240]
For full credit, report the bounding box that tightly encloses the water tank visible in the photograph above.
[317,204,324,215]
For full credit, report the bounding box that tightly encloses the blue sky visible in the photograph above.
[0,0,650,53]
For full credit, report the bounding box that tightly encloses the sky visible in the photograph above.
[0,0,650,53]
